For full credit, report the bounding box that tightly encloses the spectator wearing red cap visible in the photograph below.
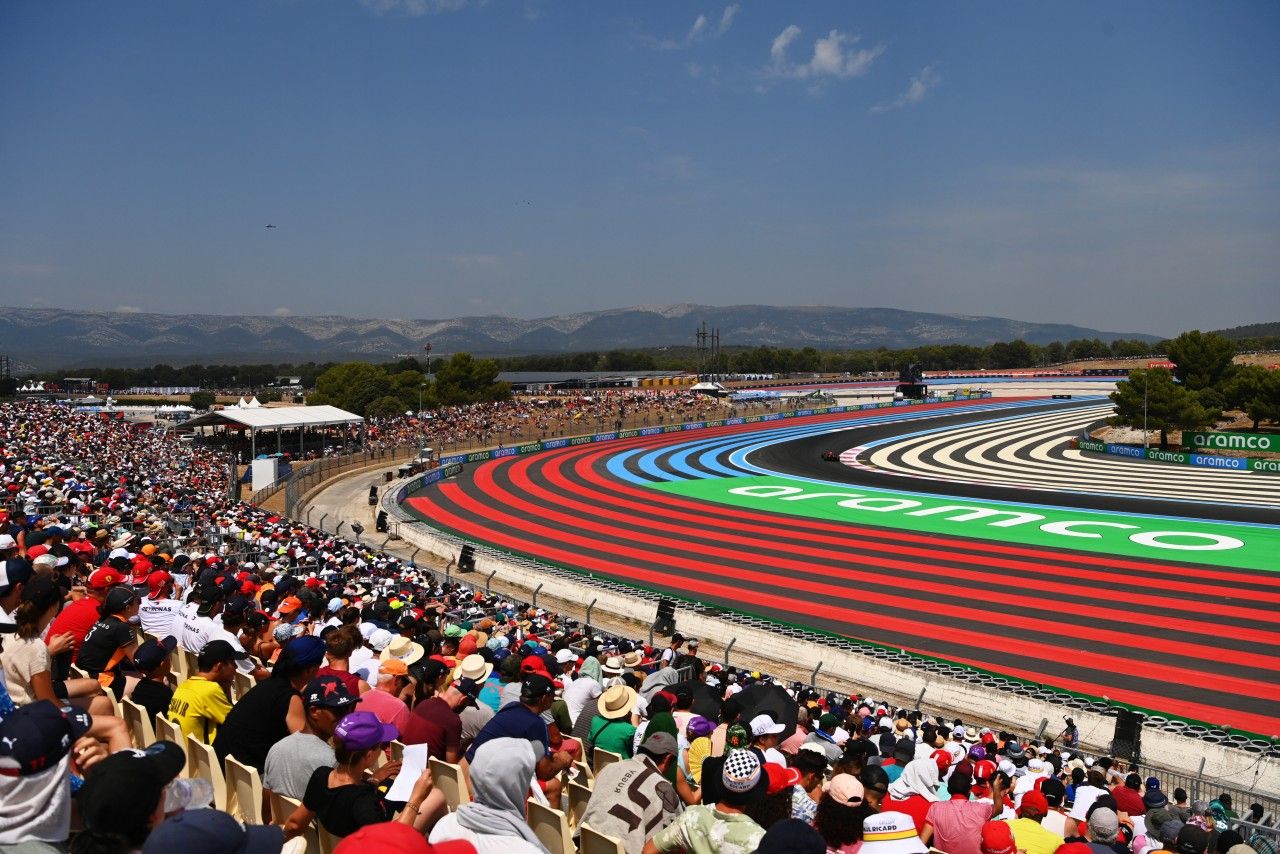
[45,564,123,666]
[1010,789,1066,854]
[980,820,1018,854]
[922,772,1009,854]
[336,821,476,854]
[136,570,182,637]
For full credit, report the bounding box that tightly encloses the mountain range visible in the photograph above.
[0,305,1161,369]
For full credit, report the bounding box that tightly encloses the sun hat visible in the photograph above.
[452,653,494,683]
[601,655,624,676]
[1089,808,1121,842]
[621,650,643,668]
[379,636,425,666]
[863,812,928,854]
[828,773,866,806]
[334,711,398,751]
[598,684,639,720]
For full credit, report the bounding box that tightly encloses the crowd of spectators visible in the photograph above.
[364,389,731,452]
[0,398,1275,854]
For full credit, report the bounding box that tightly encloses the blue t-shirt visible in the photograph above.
[465,701,550,763]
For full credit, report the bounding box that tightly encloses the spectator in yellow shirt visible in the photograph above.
[167,639,244,743]
[1009,791,1066,854]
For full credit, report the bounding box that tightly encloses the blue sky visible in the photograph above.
[1,0,1277,337]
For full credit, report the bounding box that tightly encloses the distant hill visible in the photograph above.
[1213,322,1280,339]
[0,304,1161,369]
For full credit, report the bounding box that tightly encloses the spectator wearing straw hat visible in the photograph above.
[587,684,639,759]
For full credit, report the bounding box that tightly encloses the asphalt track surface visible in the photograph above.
[403,398,1280,735]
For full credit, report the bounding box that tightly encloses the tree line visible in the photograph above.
[1109,331,1280,447]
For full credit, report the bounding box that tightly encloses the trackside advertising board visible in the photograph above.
[1183,431,1280,452]
[1071,438,1280,474]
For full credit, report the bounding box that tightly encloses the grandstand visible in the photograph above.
[1,397,1277,854]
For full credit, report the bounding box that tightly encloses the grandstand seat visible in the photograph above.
[578,824,627,854]
[592,747,622,776]
[224,754,264,824]
[232,670,254,702]
[567,780,592,829]
[153,714,190,776]
[526,798,574,854]
[269,792,321,854]
[429,757,470,811]
[121,697,155,749]
[571,758,594,786]
[389,739,406,763]
[182,649,200,679]
[69,664,90,681]
[186,735,227,810]
[171,647,190,680]
[316,825,343,854]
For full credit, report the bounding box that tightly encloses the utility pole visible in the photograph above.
[695,322,709,380]
[1143,375,1149,450]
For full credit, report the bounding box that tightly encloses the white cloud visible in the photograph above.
[768,26,884,82]
[357,0,476,17]
[114,305,141,313]
[770,25,801,65]
[871,63,942,113]
[271,307,292,317]
[717,4,739,36]
[657,6,738,50]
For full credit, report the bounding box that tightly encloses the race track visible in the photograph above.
[403,397,1280,736]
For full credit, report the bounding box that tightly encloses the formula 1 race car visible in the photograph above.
[822,450,839,461]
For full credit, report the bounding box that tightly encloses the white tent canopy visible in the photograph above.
[178,404,365,458]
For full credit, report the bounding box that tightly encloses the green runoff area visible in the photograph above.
[653,475,1280,572]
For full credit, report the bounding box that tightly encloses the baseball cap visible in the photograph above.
[134,635,178,672]
[302,676,358,711]
[334,711,398,751]
[143,808,283,854]
[333,821,477,854]
[103,585,139,614]
[0,557,33,595]
[554,648,577,665]
[0,700,93,776]
[0,534,16,550]
[639,731,678,758]
[197,639,248,671]
[451,678,483,704]
[829,773,865,806]
[1174,825,1209,854]
[1019,790,1049,817]
[278,635,326,668]
[863,812,928,854]
[378,658,409,677]
[146,570,173,598]
[520,673,557,703]
[1040,776,1067,807]
[749,713,785,737]
[78,742,187,836]
[88,566,126,589]
[278,595,303,615]
[979,820,1017,854]
[764,763,802,795]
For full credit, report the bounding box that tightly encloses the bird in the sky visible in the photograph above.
[265,224,277,228]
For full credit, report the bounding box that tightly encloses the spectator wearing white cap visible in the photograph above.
[750,713,787,766]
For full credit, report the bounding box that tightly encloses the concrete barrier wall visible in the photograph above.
[391,520,1280,798]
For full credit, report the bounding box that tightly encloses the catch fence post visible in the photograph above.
[809,661,823,687]
[486,570,497,595]
[1193,757,1205,802]
[319,513,328,531]
[531,582,544,610]
[723,638,735,671]
[916,687,927,711]
[585,598,597,628]
[335,521,345,535]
